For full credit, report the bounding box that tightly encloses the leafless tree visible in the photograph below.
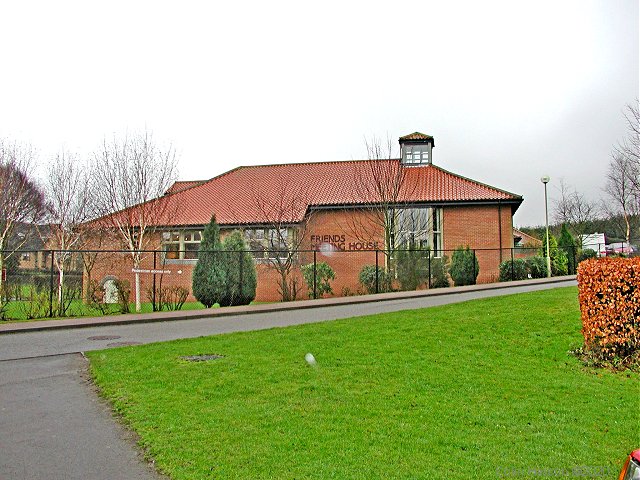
[244,176,313,302]
[0,141,46,299]
[345,136,427,272]
[615,100,640,173]
[610,100,640,239]
[44,150,93,313]
[552,179,600,244]
[93,132,178,312]
[604,152,639,244]
[347,136,404,251]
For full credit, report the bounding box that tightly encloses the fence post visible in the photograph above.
[375,249,379,294]
[49,250,55,318]
[510,247,514,281]
[239,249,244,298]
[313,250,317,299]
[428,252,432,289]
[472,249,477,283]
[152,250,157,311]
[572,245,577,274]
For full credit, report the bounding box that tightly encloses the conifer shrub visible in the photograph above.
[525,256,548,278]
[558,224,578,274]
[192,216,227,308]
[578,248,597,262]
[219,231,257,306]
[429,256,450,288]
[541,235,568,276]
[498,258,528,281]
[449,246,479,286]
[396,247,430,290]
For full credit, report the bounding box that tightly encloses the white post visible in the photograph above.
[541,176,551,277]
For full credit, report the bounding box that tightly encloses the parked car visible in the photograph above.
[619,449,640,480]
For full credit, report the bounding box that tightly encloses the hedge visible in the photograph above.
[576,258,639,361]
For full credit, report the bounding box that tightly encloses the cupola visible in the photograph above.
[399,132,435,165]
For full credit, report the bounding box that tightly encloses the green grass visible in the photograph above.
[0,300,209,323]
[87,287,639,479]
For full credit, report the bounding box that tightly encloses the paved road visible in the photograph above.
[0,354,165,480]
[0,279,576,480]
[0,279,576,362]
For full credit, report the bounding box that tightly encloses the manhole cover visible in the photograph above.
[107,341,142,347]
[88,335,121,341]
[181,354,225,362]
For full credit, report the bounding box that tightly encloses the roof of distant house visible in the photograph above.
[513,228,543,246]
[165,180,207,195]
[124,159,523,227]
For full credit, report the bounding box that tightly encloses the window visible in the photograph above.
[245,227,291,261]
[402,145,430,165]
[161,230,202,261]
[396,207,443,256]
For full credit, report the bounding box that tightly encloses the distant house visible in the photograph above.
[8,223,51,271]
[580,233,607,256]
[513,229,542,248]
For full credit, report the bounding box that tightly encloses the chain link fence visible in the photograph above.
[0,244,591,320]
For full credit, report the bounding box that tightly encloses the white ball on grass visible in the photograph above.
[305,353,317,366]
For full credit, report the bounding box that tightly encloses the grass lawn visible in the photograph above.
[0,300,209,323]
[87,287,639,479]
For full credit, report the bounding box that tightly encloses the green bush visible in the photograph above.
[525,256,548,278]
[449,246,479,286]
[498,258,528,281]
[193,216,227,308]
[359,265,392,294]
[429,256,450,288]
[220,231,257,306]
[541,235,568,276]
[301,262,336,298]
[558,224,578,273]
[396,247,431,290]
[578,248,597,262]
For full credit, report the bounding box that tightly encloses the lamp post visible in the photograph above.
[541,175,551,277]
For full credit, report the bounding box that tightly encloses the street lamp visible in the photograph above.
[541,175,551,277]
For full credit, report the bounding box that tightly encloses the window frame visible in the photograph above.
[161,229,203,263]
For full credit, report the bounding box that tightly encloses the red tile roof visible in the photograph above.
[153,160,522,227]
[399,132,434,141]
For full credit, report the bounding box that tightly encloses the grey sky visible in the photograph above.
[1,0,638,227]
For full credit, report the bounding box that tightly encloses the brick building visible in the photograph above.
[91,132,523,302]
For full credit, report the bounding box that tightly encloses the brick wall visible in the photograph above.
[443,204,514,283]
[85,204,516,304]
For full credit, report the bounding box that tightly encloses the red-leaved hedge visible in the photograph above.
[576,257,639,360]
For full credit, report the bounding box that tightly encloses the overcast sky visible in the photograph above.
[1,0,638,227]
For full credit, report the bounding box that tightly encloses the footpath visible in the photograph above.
[0,275,576,334]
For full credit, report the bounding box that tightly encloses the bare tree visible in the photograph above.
[344,135,430,278]
[347,136,409,252]
[0,141,46,299]
[604,152,639,244]
[244,176,313,302]
[93,132,178,312]
[44,150,93,314]
[552,179,600,244]
[611,100,640,239]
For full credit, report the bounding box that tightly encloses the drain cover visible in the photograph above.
[181,354,225,362]
[107,341,142,347]
[88,335,121,341]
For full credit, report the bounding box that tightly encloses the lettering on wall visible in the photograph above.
[310,234,379,251]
